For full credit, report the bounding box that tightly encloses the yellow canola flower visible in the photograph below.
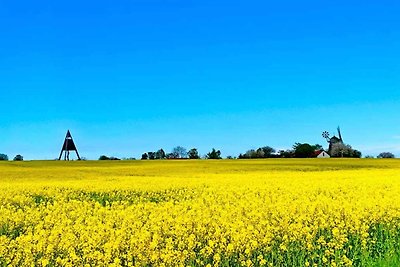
[0,159,399,266]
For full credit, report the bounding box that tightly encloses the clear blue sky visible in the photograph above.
[1,0,399,159]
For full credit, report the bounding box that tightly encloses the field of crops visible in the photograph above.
[1,159,400,266]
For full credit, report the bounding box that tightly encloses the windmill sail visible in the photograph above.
[337,126,343,142]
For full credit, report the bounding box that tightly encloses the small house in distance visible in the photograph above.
[317,151,330,158]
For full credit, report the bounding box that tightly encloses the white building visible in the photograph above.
[317,151,331,158]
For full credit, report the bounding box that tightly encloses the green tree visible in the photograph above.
[260,146,276,158]
[13,155,23,161]
[293,143,315,158]
[148,152,156,160]
[171,146,187,159]
[377,152,395,159]
[0,153,8,161]
[244,149,257,159]
[255,148,265,158]
[99,155,110,160]
[330,143,362,158]
[312,144,323,151]
[278,150,295,158]
[207,148,222,159]
[141,153,148,160]
[155,149,166,159]
[188,148,200,159]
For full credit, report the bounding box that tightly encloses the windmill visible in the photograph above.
[322,127,344,154]
[58,130,81,160]
[337,126,343,143]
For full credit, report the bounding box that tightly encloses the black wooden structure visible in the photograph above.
[58,130,81,160]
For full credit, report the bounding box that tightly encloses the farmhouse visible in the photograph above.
[317,151,331,158]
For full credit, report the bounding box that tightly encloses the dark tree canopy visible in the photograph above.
[238,146,276,159]
[165,153,174,159]
[293,143,315,158]
[207,148,222,159]
[155,149,166,159]
[148,152,156,160]
[312,144,323,151]
[99,155,110,160]
[330,143,362,158]
[13,155,23,161]
[188,148,200,159]
[278,150,295,158]
[0,153,8,161]
[171,146,187,159]
[377,152,395,159]
[99,155,120,160]
[243,149,256,159]
[260,146,276,157]
[141,153,148,160]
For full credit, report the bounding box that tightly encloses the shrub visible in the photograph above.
[13,155,23,161]
[377,152,395,159]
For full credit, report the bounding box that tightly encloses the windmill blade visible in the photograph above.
[337,126,343,142]
[322,131,330,141]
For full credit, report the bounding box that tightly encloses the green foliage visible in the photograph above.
[377,152,395,159]
[171,146,188,159]
[188,148,200,159]
[331,143,362,158]
[311,144,323,150]
[99,155,120,160]
[0,153,8,161]
[155,149,166,159]
[141,153,148,160]
[369,254,400,267]
[32,194,53,206]
[13,154,23,161]
[238,146,276,159]
[148,152,155,160]
[0,224,25,239]
[293,143,315,158]
[206,148,222,159]
[99,155,110,160]
[278,149,295,158]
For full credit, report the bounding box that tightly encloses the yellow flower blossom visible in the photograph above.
[0,159,399,266]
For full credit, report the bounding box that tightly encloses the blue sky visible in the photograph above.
[0,0,399,159]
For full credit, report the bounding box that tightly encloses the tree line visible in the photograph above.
[0,154,23,161]
[98,142,365,160]
[237,142,364,159]
[98,147,222,160]
[0,147,395,161]
[98,142,396,160]
[139,147,222,160]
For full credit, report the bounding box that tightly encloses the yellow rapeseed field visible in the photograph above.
[1,159,400,266]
